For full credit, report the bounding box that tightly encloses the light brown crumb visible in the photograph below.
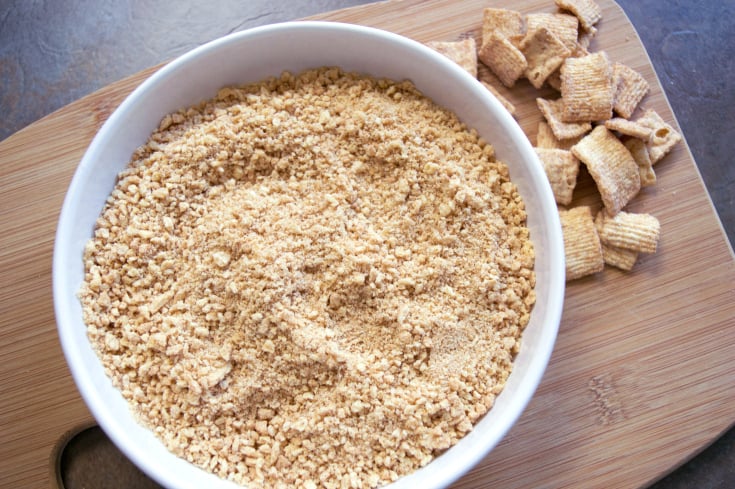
[79,68,535,489]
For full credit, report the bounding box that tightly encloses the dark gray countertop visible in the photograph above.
[1,1,733,488]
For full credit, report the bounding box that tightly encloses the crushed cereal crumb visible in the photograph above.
[79,67,535,489]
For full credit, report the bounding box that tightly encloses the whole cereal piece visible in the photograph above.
[572,125,641,216]
[521,26,572,89]
[594,213,639,271]
[427,38,478,77]
[596,210,661,253]
[555,0,603,33]
[536,120,583,150]
[612,62,650,119]
[537,97,592,140]
[534,148,580,205]
[601,243,639,271]
[559,206,604,280]
[624,137,656,187]
[604,117,654,141]
[481,7,525,45]
[526,12,579,52]
[635,109,682,164]
[560,51,614,122]
[478,33,528,87]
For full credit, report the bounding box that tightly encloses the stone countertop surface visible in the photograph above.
[1,1,733,488]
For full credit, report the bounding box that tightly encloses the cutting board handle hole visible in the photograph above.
[52,424,162,489]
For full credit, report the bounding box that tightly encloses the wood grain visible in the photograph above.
[1,1,733,488]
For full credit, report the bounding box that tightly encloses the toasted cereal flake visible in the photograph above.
[526,13,579,52]
[535,148,580,205]
[571,125,640,216]
[555,0,603,32]
[521,26,572,89]
[595,210,660,253]
[560,52,614,122]
[604,117,653,141]
[635,109,682,164]
[481,7,525,46]
[537,97,592,140]
[612,62,650,119]
[478,33,528,88]
[427,39,478,78]
[624,138,656,187]
[481,81,517,116]
[601,243,639,271]
[559,206,604,280]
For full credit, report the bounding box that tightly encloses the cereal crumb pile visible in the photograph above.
[80,67,535,488]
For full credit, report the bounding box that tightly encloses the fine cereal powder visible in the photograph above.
[79,68,536,489]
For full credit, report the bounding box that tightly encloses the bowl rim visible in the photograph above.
[53,20,565,489]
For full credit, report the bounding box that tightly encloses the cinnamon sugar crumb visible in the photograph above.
[79,67,535,488]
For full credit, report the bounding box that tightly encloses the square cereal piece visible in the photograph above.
[526,13,579,52]
[555,0,603,32]
[594,210,639,270]
[520,26,572,89]
[535,148,580,205]
[613,62,650,119]
[537,97,592,140]
[536,121,583,150]
[604,117,653,141]
[560,51,614,122]
[571,125,641,216]
[559,206,604,280]
[426,39,478,78]
[478,33,528,88]
[635,109,682,163]
[482,8,525,46]
[601,243,639,271]
[624,138,656,187]
[481,81,517,116]
[595,210,661,253]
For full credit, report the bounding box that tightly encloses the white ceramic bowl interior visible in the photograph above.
[54,21,565,489]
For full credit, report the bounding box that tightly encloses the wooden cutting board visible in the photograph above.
[1,0,733,488]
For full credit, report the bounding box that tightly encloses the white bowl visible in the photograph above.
[53,21,565,489]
